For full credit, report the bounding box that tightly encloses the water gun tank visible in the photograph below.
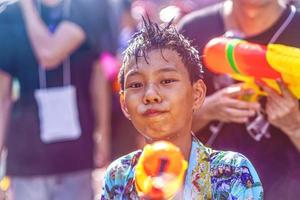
[135,141,188,199]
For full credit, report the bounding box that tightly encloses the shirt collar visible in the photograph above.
[183,135,212,199]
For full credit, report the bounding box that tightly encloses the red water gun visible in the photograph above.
[203,37,300,100]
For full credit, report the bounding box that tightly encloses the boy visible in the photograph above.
[101,18,263,200]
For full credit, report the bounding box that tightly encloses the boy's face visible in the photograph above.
[120,49,206,140]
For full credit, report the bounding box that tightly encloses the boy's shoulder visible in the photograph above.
[102,150,142,199]
[209,150,263,198]
[209,150,259,179]
[210,150,251,168]
[105,150,142,182]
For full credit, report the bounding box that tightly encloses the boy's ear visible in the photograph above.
[192,79,206,111]
[119,91,131,120]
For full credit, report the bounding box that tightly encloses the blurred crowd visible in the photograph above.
[0,0,300,200]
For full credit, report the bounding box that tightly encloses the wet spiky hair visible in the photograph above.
[118,17,203,90]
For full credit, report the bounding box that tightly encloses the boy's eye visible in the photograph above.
[127,82,143,89]
[161,79,177,84]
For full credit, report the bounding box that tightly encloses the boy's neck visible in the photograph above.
[146,132,192,161]
[175,133,192,162]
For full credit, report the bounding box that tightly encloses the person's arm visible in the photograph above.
[0,71,12,154]
[192,84,260,133]
[258,79,300,151]
[289,133,300,152]
[90,59,111,168]
[20,0,85,69]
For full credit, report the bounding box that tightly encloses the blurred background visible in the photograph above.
[1,0,300,199]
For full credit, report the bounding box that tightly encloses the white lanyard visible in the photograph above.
[269,5,296,43]
[38,58,71,88]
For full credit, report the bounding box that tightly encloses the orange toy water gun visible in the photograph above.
[135,141,188,200]
[203,37,300,100]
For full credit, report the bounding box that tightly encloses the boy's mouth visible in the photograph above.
[143,109,166,117]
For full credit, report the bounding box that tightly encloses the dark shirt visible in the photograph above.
[179,3,300,199]
[0,0,111,176]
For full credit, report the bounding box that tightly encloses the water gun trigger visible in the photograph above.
[229,74,266,102]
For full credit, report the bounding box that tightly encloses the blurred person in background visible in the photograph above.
[0,0,112,199]
[178,0,300,199]
[130,0,221,25]
[103,0,143,161]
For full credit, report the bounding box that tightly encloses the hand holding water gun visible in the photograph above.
[135,141,187,200]
[203,37,300,101]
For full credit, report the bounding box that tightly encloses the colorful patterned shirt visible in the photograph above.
[101,136,263,199]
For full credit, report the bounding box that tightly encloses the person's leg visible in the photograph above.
[10,176,50,200]
[51,170,93,200]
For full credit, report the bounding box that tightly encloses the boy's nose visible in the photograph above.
[143,84,162,104]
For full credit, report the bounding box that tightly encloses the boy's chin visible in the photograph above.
[143,132,179,142]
